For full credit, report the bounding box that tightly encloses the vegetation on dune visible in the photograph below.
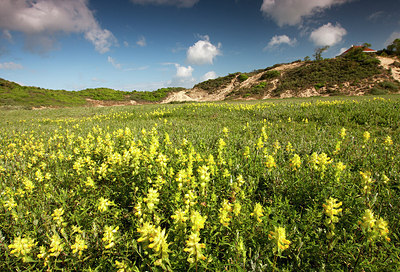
[76,88,130,101]
[129,87,185,102]
[0,96,399,271]
[273,49,386,95]
[194,73,239,93]
[0,78,86,108]
[0,79,183,108]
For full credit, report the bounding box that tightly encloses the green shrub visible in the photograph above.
[238,74,249,82]
[379,81,398,91]
[194,73,238,93]
[369,87,388,95]
[261,70,280,80]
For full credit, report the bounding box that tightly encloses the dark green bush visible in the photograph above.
[261,70,280,80]
[369,87,388,95]
[379,81,398,91]
[238,74,249,82]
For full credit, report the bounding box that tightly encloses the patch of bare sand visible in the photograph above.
[377,56,400,82]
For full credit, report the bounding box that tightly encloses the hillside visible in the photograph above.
[164,52,400,103]
[1,50,399,108]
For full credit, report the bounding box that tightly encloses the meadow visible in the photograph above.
[1,95,399,271]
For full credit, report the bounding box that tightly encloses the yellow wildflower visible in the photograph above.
[290,154,301,170]
[190,211,207,232]
[71,235,87,257]
[219,200,232,227]
[51,208,65,226]
[98,197,114,212]
[384,135,393,148]
[360,209,376,231]
[137,222,156,243]
[250,203,264,223]
[269,226,291,254]
[49,233,64,257]
[171,209,188,225]
[363,131,370,143]
[143,187,159,212]
[102,225,119,249]
[8,236,36,261]
[340,128,346,139]
[323,197,342,225]
[184,231,206,264]
[265,155,276,169]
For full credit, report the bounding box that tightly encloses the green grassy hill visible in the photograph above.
[0,79,184,108]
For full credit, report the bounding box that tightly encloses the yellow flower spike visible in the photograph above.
[290,154,301,170]
[184,231,206,264]
[264,155,276,169]
[102,225,119,249]
[51,208,65,226]
[136,221,155,239]
[363,131,370,143]
[98,197,114,212]
[250,203,264,223]
[143,187,159,212]
[222,127,229,137]
[71,235,87,257]
[360,209,376,231]
[190,211,207,232]
[384,135,393,147]
[323,197,342,225]
[171,209,188,225]
[340,128,347,139]
[49,233,65,257]
[148,227,168,253]
[375,217,390,242]
[269,226,291,254]
[8,236,36,261]
[219,200,233,227]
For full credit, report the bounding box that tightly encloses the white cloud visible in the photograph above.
[130,0,199,8]
[0,0,116,54]
[137,36,147,47]
[175,64,193,78]
[108,56,122,69]
[123,41,129,47]
[310,23,347,46]
[0,62,23,70]
[201,71,217,81]
[265,35,296,50]
[166,63,195,87]
[260,0,351,27]
[187,35,221,65]
[385,32,400,46]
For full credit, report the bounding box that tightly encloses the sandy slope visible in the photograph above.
[377,56,400,82]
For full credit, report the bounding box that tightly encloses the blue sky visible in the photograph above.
[0,0,399,91]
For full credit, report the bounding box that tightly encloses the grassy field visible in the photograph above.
[1,95,399,271]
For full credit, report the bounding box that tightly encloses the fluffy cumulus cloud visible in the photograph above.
[107,56,122,69]
[130,0,199,8]
[0,0,116,54]
[136,36,147,47]
[0,62,23,70]
[310,23,347,46]
[187,35,221,65]
[169,63,195,87]
[265,35,296,50]
[260,0,351,27]
[175,64,193,78]
[201,71,217,81]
